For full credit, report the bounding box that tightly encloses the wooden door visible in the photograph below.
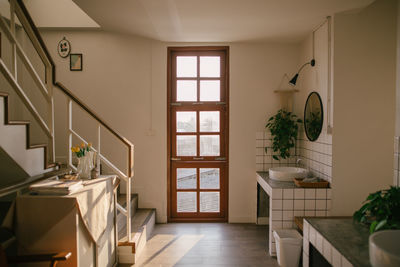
[167,47,229,222]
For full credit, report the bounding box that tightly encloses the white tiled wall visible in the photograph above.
[256,130,333,183]
[298,130,333,183]
[394,136,400,186]
[256,131,299,172]
[303,220,354,267]
[267,184,331,255]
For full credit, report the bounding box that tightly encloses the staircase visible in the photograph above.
[117,194,156,263]
[0,92,56,176]
[0,0,155,264]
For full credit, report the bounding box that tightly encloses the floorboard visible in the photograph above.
[119,223,279,267]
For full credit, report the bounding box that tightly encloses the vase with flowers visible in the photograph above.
[71,143,95,179]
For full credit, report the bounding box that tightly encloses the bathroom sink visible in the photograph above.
[369,230,400,267]
[268,167,308,182]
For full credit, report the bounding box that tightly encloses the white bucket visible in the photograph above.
[273,229,303,267]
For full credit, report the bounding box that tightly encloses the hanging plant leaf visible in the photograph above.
[265,109,302,161]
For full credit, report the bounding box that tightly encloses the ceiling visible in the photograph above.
[22,0,99,28]
[71,0,374,43]
[21,0,374,43]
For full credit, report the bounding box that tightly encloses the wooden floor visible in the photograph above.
[119,223,279,267]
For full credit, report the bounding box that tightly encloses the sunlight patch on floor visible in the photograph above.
[135,234,204,266]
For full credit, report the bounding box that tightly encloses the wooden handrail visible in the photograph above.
[14,0,134,178]
[55,82,133,148]
[56,82,134,177]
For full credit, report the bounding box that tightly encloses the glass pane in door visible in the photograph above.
[177,135,197,156]
[200,56,220,77]
[177,56,197,77]
[177,112,196,132]
[200,192,220,212]
[177,168,197,189]
[200,168,220,189]
[200,135,220,156]
[177,192,197,212]
[200,111,220,132]
[200,81,220,101]
[177,80,197,101]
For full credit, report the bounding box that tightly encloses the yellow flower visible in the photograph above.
[70,147,75,152]
[81,143,85,148]
[88,143,92,147]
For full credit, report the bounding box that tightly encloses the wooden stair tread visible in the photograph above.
[0,93,55,170]
[7,120,30,125]
[28,144,47,149]
[118,208,155,243]
[117,193,138,207]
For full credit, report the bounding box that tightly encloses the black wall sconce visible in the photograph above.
[289,29,318,86]
[289,59,316,86]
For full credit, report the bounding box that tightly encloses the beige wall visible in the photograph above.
[40,30,299,223]
[331,0,397,215]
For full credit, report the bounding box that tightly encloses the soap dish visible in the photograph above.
[293,177,329,188]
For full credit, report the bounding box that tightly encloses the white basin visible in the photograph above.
[369,230,400,267]
[268,167,308,182]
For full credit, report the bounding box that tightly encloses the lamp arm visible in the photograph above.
[296,59,316,75]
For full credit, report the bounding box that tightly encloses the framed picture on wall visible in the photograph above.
[70,53,82,71]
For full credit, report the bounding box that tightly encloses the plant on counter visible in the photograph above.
[265,109,302,161]
[353,186,400,233]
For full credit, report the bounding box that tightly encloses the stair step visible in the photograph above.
[117,193,138,217]
[117,208,156,264]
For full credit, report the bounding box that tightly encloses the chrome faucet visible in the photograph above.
[296,158,303,166]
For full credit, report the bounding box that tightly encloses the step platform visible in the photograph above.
[116,193,156,264]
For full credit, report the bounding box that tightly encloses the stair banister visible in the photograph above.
[2,0,135,242]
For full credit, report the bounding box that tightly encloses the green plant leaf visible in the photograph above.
[375,220,387,232]
[370,221,378,233]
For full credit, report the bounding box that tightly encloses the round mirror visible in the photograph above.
[304,92,323,141]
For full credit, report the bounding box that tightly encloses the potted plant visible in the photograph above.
[265,109,302,161]
[353,186,400,233]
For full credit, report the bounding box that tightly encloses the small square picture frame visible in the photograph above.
[70,53,82,71]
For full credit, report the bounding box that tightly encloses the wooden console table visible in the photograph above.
[15,176,118,267]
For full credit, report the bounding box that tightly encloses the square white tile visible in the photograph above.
[305,210,315,216]
[283,189,294,199]
[283,199,294,210]
[305,189,316,199]
[272,189,283,199]
[294,199,305,210]
[282,210,293,221]
[316,210,326,216]
[272,210,282,220]
[316,189,327,199]
[294,188,305,199]
[316,199,326,210]
[272,199,283,210]
[327,189,332,199]
[294,210,304,217]
[305,199,316,210]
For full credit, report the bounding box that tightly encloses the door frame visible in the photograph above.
[167,46,230,222]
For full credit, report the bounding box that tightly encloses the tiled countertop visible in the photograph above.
[305,217,371,267]
[256,171,297,189]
